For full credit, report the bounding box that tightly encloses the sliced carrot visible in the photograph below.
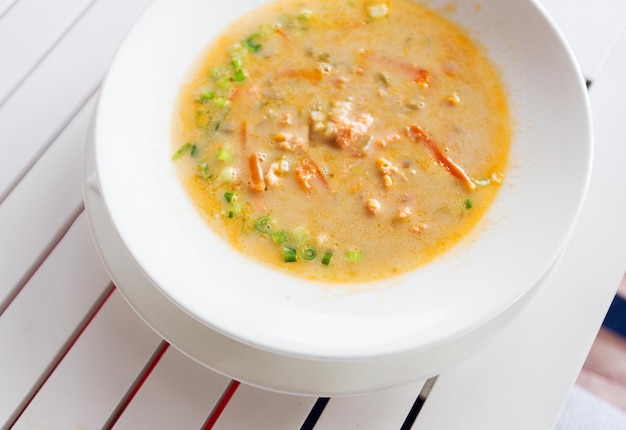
[275,27,289,39]
[407,124,476,191]
[276,68,324,81]
[248,153,266,191]
[367,53,430,87]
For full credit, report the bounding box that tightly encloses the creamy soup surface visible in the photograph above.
[172,0,511,283]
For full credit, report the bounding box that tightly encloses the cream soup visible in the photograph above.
[172,0,511,283]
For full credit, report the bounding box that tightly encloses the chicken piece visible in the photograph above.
[264,159,290,189]
[376,157,399,188]
[334,113,374,149]
[397,206,412,220]
[375,133,401,148]
[409,224,427,234]
[312,101,374,149]
[295,160,318,191]
[365,198,382,215]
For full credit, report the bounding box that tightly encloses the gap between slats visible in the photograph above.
[0,0,17,20]
[0,0,99,110]
[4,283,115,430]
[195,375,439,430]
[102,339,171,429]
[0,204,84,317]
[200,380,241,430]
[0,83,99,206]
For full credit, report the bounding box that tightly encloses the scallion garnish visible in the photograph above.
[464,199,473,209]
[473,178,491,187]
[321,251,333,266]
[200,162,211,180]
[216,148,233,161]
[293,227,309,244]
[214,96,229,108]
[271,230,289,244]
[231,57,244,71]
[255,216,273,233]
[210,65,227,81]
[200,90,216,102]
[243,34,262,53]
[224,192,235,203]
[283,246,297,262]
[172,142,197,160]
[232,69,247,82]
[345,248,363,263]
[299,245,317,261]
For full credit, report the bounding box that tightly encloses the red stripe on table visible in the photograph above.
[6,283,115,428]
[202,379,241,429]
[103,339,170,428]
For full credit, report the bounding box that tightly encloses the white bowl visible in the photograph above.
[93,0,591,367]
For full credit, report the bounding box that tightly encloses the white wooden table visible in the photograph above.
[1,0,626,429]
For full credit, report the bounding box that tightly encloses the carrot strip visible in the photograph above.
[367,53,430,87]
[248,153,266,191]
[297,145,330,191]
[275,27,289,39]
[276,69,324,81]
[407,124,476,191]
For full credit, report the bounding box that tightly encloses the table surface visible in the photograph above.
[2,0,626,429]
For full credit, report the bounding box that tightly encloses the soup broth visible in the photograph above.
[172,0,511,283]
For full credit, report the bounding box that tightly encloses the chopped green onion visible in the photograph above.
[293,227,309,244]
[242,34,262,53]
[224,192,235,203]
[216,148,233,161]
[283,246,297,263]
[321,251,333,266]
[214,96,229,108]
[210,66,227,81]
[228,211,235,218]
[200,162,211,180]
[230,43,247,58]
[218,166,236,184]
[299,245,317,261]
[232,69,247,82]
[345,248,363,263]
[271,230,289,244]
[464,199,473,209]
[472,178,491,187]
[199,90,216,102]
[231,57,244,71]
[172,142,197,160]
[255,216,273,233]
[216,77,232,91]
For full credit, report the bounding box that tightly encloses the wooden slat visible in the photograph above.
[539,0,626,80]
[0,96,95,312]
[0,0,96,105]
[0,0,152,203]
[12,289,162,430]
[312,381,426,430]
[112,347,231,429]
[212,384,316,429]
[413,20,626,430]
[0,214,111,427]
